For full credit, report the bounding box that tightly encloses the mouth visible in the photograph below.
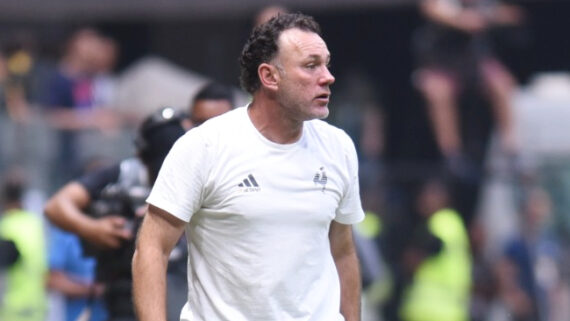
[315,93,330,102]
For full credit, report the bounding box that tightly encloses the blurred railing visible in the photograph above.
[0,109,137,194]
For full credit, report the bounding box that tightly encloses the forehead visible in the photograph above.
[276,28,329,60]
[191,99,232,120]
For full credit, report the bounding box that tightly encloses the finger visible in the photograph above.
[109,216,127,227]
[113,228,133,240]
[101,237,121,249]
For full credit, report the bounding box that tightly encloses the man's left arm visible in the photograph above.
[329,220,361,321]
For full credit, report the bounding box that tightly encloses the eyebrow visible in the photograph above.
[305,54,331,62]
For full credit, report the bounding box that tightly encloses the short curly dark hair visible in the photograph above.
[239,13,321,94]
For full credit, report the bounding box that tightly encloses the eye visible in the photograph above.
[305,63,317,69]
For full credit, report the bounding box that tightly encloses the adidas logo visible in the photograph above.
[238,174,261,192]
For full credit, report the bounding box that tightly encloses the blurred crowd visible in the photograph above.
[1,1,570,321]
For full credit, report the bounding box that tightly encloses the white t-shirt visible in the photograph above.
[147,106,365,321]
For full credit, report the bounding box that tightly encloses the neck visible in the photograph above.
[4,202,21,211]
[248,93,303,144]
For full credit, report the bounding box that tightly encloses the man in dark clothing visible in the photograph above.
[45,106,187,321]
[44,82,234,321]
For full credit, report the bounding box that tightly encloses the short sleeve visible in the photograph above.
[335,132,365,225]
[77,164,120,199]
[146,129,212,222]
[48,226,72,270]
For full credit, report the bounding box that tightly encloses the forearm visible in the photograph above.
[132,205,185,321]
[330,222,362,321]
[45,199,95,239]
[421,0,485,32]
[489,4,524,26]
[336,249,362,321]
[422,0,462,29]
[45,109,108,131]
[44,182,94,238]
[132,246,169,321]
[47,271,95,298]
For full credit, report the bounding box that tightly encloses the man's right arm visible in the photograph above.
[132,204,186,321]
[47,270,104,298]
[44,182,132,248]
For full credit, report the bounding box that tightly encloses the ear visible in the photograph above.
[258,63,279,91]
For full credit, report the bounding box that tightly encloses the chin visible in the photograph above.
[317,112,329,120]
[297,105,329,121]
[305,111,328,121]
[314,106,330,119]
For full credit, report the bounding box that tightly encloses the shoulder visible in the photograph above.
[79,162,121,184]
[178,106,247,145]
[2,209,42,227]
[77,162,122,198]
[308,119,352,139]
[306,119,356,152]
[197,106,246,132]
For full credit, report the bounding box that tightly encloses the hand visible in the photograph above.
[83,216,133,249]
[135,204,148,218]
[456,9,487,33]
[93,109,121,136]
[492,5,525,26]
[90,282,106,298]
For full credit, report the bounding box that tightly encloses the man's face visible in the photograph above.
[273,28,335,121]
[190,99,233,126]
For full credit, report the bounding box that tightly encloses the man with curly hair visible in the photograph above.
[133,13,364,321]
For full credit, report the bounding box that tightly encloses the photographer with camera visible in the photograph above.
[44,82,233,321]
[44,106,187,321]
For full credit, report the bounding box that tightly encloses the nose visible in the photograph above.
[319,66,335,86]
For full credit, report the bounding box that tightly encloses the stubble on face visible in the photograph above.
[273,28,334,122]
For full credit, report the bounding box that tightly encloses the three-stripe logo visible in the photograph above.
[238,174,261,192]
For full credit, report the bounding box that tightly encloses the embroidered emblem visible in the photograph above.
[313,167,328,192]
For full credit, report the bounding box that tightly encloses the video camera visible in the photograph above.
[82,163,150,319]
[80,106,187,319]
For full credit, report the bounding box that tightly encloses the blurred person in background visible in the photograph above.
[0,31,51,178]
[253,5,289,28]
[46,158,112,321]
[490,186,565,321]
[169,81,233,320]
[468,218,500,321]
[0,31,49,123]
[353,186,389,321]
[44,106,188,321]
[91,36,119,109]
[133,13,363,321]
[414,0,524,159]
[0,169,47,321]
[45,82,234,321]
[187,81,234,128]
[42,28,122,187]
[399,179,471,321]
[413,0,526,227]
[47,225,108,321]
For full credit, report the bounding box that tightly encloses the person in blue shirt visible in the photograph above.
[48,225,108,321]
